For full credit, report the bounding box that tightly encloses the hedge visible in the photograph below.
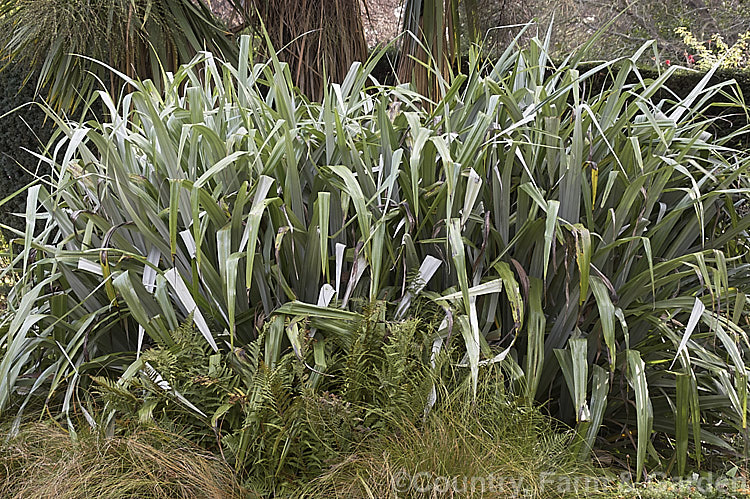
[579,64,750,147]
[0,64,51,235]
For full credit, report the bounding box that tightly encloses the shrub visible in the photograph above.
[605,478,750,499]
[675,27,750,70]
[1,33,749,483]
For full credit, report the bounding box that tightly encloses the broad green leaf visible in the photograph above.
[574,225,591,304]
[543,200,559,281]
[590,275,616,371]
[627,350,653,482]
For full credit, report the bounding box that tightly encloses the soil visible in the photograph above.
[362,0,403,48]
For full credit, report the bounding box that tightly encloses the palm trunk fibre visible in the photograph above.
[249,0,369,100]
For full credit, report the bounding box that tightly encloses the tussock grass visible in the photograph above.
[0,0,236,110]
[0,422,248,499]
[301,380,599,498]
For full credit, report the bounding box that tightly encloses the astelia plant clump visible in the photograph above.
[0,28,749,481]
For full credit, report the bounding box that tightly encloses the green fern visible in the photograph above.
[95,305,446,492]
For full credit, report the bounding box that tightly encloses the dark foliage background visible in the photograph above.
[581,64,750,147]
[0,64,50,234]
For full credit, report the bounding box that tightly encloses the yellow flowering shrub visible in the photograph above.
[675,26,750,69]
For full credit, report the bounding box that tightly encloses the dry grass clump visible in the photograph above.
[0,423,249,499]
[299,386,600,498]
